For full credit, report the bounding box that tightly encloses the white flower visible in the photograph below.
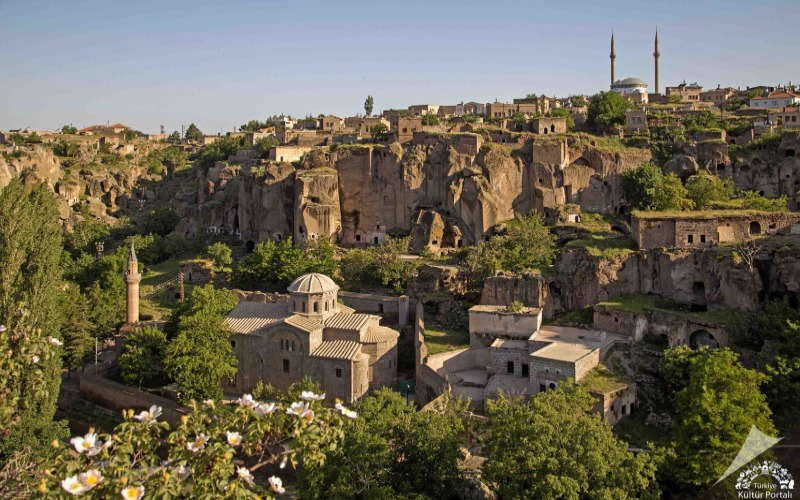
[133,405,162,423]
[173,464,190,480]
[237,466,255,487]
[299,390,325,401]
[300,408,315,424]
[286,401,309,416]
[254,402,276,416]
[32,355,39,364]
[48,336,63,346]
[71,432,98,453]
[269,475,286,494]
[120,485,145,500]
[79,469,103,490]
[237,394,256,408]
[61,475,88,496]
[225,431,242,446]
[0,325,6,333]
[335,401,357,419]
[202,399,214,407]
[186,433,208,452]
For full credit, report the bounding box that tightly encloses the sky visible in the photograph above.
[1,0,798,134]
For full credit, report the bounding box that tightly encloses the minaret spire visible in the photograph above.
[125,241,141,325]
[654,28,661,94]
[610,31,617,86]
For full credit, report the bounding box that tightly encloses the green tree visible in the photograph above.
[482,383,659,499]
[421,112,440,126]
[740,191,789,212]
[524,93,539,105]
[167,131,181,143]
[300,389,469,498]
[666,94,682,104]
[143,207,180,237]
[0,179,68,460]
[339,237,419,293]
[763,355,800,433]
[587,91,633,128]
[685,173,734,209]
[662,347,777,489]
[184,123,203,142]
[238,119,268,132]
[364,95,374,116]
[369,123,388,141]
[60,125,77,135]
[253,135,278,158]
[570,95,587,108]
[87,280,124,341]
[196,135,244,173]
[207,242,232,271]
[305,237,337,276]
[123,129,143,141]
[164,285,238,402]
[120,326,168,389]
[52,141,79,157]
[622,162,692,211]
[164,284,238,340]
[60,285,94,372]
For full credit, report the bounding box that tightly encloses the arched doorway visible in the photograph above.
[689,330,719,348]
[245,240,255,252]
[749,221,761,235]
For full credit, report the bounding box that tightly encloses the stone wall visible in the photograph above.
[80,374,189,427]
[591,383,637,426]
[337,291,410,325]
[592,306,648,341]
[468,306,542,345]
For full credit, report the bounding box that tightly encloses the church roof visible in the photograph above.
[324,312,373,332]
[287,273,339,294]
[225,302,290,334]
[284,314,324,333]
[310,340,362,360]
[362,325,400,344]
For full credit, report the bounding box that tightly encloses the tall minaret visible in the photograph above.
[124,242,141,325]
[610,31,617,86]
[654,29,661,94]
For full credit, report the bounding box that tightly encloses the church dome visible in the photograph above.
[287,273,339,295]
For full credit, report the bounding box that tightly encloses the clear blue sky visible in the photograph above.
[1,0,797,134]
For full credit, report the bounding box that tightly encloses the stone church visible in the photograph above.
[224,273,399,402]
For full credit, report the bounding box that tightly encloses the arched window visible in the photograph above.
[302,302,306,313]
[280,339,284,350]
[313,302,319,313]
[324,301,329,312]
[291,341,296,351]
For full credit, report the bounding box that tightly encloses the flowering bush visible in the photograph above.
[38,392,355,498]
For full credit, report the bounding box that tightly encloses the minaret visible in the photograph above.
[610,31,616,86]
[125,242,141,325]
[654,29,661,94]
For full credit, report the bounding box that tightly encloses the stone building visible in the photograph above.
[631,210,800,251]
[389,117,423,143]
[700,86,737,107]
[225,273,399,402]
[532,117,566,135]
[769,107,800,128]
[750,89,800,109]
[666,82,703,103]
[610,78,649,105]
[485,102,541,119]
[625,109,648,134]
[416,303,629,416]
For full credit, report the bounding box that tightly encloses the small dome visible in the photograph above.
[287,273,339,294]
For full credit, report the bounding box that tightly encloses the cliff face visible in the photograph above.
[194,136,655,249]
[480,244,800,318]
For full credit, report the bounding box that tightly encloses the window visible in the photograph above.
[688,234,694,243]
[522,364,529,377]
[230,340,237,348]
[540,384,546,392]
[335,367,343,378]
[700,235,706,243]
[324,301,329,312]
[622,404,628,415]
[280,339,284,350]
[302,302,306,312]
[283,359,290,373]
[355,234,361,242]
[291,341,296,352]
[549,382,556,390]
[313,302,319,313]
[507,361,514,374]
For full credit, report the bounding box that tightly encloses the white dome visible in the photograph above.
[287,273,339,294]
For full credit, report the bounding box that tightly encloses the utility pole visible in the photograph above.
[179,271,185,303]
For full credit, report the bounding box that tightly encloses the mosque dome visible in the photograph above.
[613,77,647,86]
[287,273,339,295]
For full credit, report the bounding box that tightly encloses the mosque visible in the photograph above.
[609,30,661,104]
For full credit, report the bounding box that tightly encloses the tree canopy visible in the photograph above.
[233,237,337,290]
[588,91,633,128]
[119,326,168,389]
[364,95,374,116]
[622,162,692,211]
[184,123,203,142]
[482,383,659,499]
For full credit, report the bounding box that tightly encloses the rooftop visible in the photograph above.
[226,302,290,334]
[490,338,530,350]
[531,341,596,362]
[287,273,339,294]
[324,312,373,332]
[632,209,796,220]
[310,340,362,360]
